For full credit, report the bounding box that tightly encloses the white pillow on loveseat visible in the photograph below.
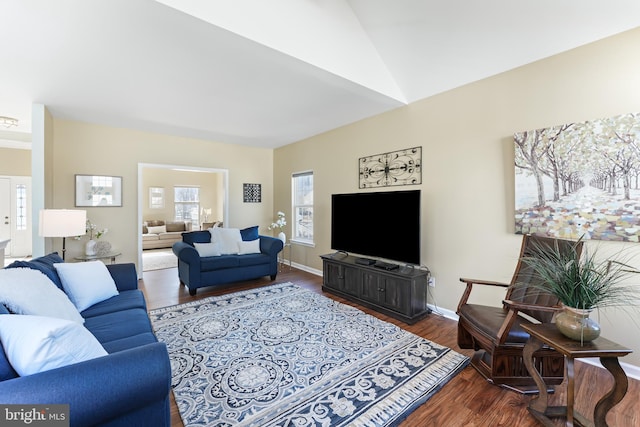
[54,261,119,312]
[238,239,261,255]
[0,314,107,376]
[194,242,222,257]
[0,267,84,324]
[210,227,243,255]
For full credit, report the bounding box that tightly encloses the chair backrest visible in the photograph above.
[505,234,583,323]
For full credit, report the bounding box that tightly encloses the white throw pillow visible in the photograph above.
[0,315,107,376]
[147,225,167,234]
[54,261,119,312]
[0,268,84,324]
[194,242,221,257]
[210,227,242,255]
[238,239,261,255]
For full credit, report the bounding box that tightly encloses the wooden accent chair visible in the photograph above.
[456,234,583,394]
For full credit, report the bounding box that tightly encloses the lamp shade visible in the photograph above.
[39,209,87,238]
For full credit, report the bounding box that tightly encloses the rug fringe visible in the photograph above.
[348,351,470,427]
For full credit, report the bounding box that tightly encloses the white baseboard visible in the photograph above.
[287,261,322,277]
[427,303,640,381]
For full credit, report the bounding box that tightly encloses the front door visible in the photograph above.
[0,176,32,258]
[0,178,11,255]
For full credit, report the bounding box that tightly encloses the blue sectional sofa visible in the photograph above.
[0,253,171,427]
[172,228,283,296]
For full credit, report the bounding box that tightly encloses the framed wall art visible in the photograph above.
[149,187,164,209]
[75,174,123,207]
[514,112,640,242]
[243,183,261,203]
[359,146,422,188]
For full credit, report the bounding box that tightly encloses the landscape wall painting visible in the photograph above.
[514,112,640,242]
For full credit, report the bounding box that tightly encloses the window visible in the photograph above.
[174,187,200,223]
[15,184,26,231]
[91,175,114,206]
[292,171,313,243]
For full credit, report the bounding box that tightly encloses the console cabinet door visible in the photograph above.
[360,272,410,315]
[378,276,411,314]
[324,261,360,296]
[324,262,344,289]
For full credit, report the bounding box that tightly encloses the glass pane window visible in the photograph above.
[16,184,26,231]
[91,176,114,206]
[174,187,200,223]
[292,172,313,243]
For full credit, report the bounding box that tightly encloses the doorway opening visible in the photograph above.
[137,163,228,275]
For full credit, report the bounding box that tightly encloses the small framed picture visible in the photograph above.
[149,187,164,209]
[75,175,123,207]
[243,183,261,203]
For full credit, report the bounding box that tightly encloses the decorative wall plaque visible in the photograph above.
[359,146,422,188]
[243,183,261,203]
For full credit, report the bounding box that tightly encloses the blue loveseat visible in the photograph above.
[172,227,283,296]
[0,253,171,427]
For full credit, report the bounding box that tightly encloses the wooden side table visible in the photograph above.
[521,323,632,427]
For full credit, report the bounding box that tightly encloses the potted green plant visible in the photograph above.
[522,237,640,343]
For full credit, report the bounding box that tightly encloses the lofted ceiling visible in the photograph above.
[1,0,640,149]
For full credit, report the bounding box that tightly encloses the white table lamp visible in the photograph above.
[39,209,87,260]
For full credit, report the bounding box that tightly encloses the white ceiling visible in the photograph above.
[1,0,640,149]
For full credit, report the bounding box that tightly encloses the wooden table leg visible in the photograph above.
[566,358,575,426]
[523,335,549,414]
[593,357,628,427]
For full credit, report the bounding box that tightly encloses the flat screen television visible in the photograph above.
[331,189,421,265]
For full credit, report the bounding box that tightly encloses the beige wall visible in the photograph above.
[141,168,225,226]
[274,27,640,366]
[48,120,274,268]
[0,148,30,176]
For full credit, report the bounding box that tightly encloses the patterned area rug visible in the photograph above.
[149,283,469,427]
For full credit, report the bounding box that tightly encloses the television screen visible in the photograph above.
[331,190,421,265]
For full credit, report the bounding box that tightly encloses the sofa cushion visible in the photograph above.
[183,230,211,246]
[237,253,271,267]
[200,255,240,271]
[147,225,167,234]
[240,225,259,241]
[165,222,186,232]
[0,314,108,376]
[142,234,160,241]
[83,309,153,344]
[158,232,183,240]
[238,239,261,255]
[146,220,165,227]
[54,261,120,312]
[5,252,65,289]
[80,290,147,318]
[100,332,158,354]
[0,267,84,324]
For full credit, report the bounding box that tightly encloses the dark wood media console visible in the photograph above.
[320,253,430,324]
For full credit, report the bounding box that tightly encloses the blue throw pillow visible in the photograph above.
[182,231,212,246]
[240,226,259,241]
[5,252,65,289]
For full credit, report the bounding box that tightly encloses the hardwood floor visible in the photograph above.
[140,267,640,427]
